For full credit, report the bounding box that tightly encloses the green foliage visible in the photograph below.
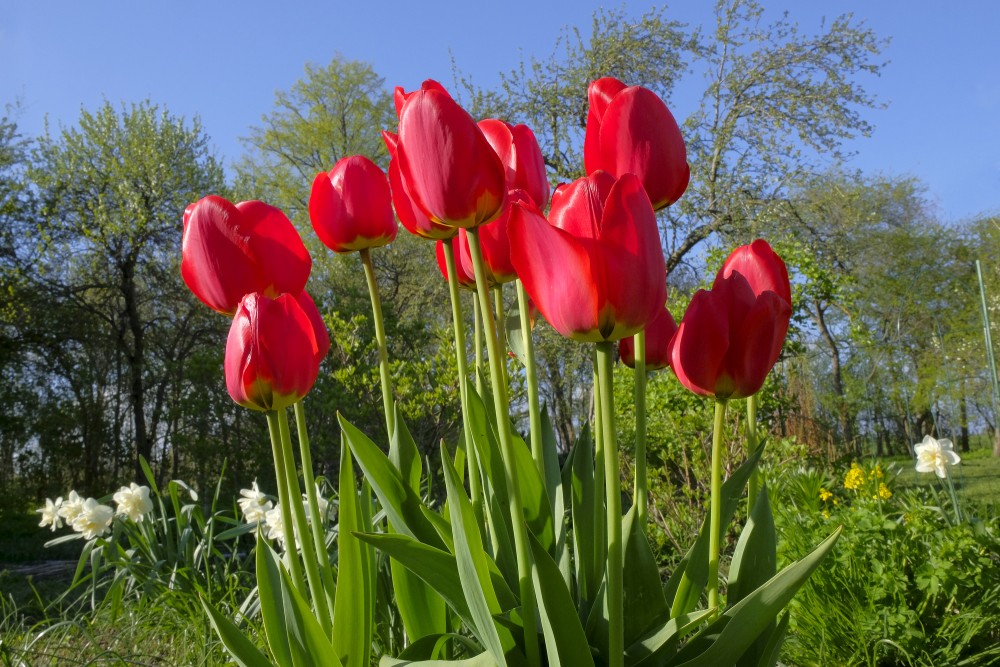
[773,463,1000,666]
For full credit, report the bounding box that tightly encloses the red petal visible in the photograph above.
[508,203,602,341]
[584,77,627,174]
[596,174,667,339]
[714,239,791,305]
[237,201,311,297]
[181,195,266,315]
[547,171,615,239]
[669,289,731,398]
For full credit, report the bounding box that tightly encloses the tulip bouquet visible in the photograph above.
[187,77,841,667]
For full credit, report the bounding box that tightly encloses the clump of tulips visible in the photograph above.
[184,75,840,667]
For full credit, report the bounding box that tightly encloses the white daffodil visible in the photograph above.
[37,497,64,531]
[238,480,273,525]
[113,482,153,522]
[57,490,85,524]
[302,484,329,524]
[71,497,114,539]
[264,504,288,549]
[914,435,961,478]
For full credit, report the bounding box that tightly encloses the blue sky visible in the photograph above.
[3,1,998,223]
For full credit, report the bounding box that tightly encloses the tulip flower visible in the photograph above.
[309,155,397,253]
[478,119,550,210]
[435,239,476,289]
[383,131,457,240]
[509,171,666,342]
[295,290,331,365]
[182,196,312,315]
[225,292,322,412]
[715,239,792,306]
[395,81,507,228]
[584,77,689,210]
[619,305,678,370]
[669,270,791,400]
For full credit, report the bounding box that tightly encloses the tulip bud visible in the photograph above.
[225,292,321,411]
[619,306,678,371]
[478,119,550,210]
[584,77,689,210]
[310,155,397,253]
[182,196,311,316]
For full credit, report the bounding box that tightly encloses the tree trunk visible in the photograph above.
[122,261,150,483]
[812,302,854,448]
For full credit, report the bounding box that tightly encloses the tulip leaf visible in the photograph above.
[670,445,764,617]
[257,539,343,667]
[666,527,842,667]
[256,535,293,667]
[505,312,527,367]
[201,598,274,667]
[379,651,499,667]
[340,413,444,551]
[511,431,554,553]
[753,611,789,667]
[440,442,511,667]
[568,423,602,609]
[622,505,669,646]
[395,633,483,660]
[389,404,422,494]
[528,531,596,667]
[333,437,373,667]
[729,485,777,667]
[624,609,714,667]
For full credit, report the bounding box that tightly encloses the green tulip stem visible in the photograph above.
[277,408,333,636]
[708,398,728,614]
[466,229,541,667]
[746,394,760,511]
[265,411,306,596]
[442,239,483,521]
[294,401,337,608]
[596,341,624,667]
[360,248,395,439]
[493,285,509,389]
[473,295,484,396]
[592,349,606,585]
[633,330,649,528]
[516,279,545,481]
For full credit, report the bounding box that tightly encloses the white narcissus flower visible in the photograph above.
[238,480,273,525]
[57,490,85,524]
[264,504,288,549]
[37,497,64,531]
[113,482,154,522]
[302,483,329,524]
[914,435,961,478]
[72,497,114,539]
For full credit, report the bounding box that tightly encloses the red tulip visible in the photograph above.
[715,239,791,305]
[395,82,507,228]
[435,239,476,289]
[309,155,397,253]
[619,306,678,371]
[393,80,448,118]
[182,196,311,316]
[383,131,456,240]
[508,172,666,342]
[225,292,322,411]
[478,119,550,210]
[668,270,791,400]
[584,77,689,210]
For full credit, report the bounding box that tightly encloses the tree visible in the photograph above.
[27,101,228,483]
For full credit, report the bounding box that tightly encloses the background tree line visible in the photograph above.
[1,0,997,516]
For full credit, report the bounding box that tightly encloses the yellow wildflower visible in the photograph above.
[844,462,865,490]
[876,483,892,500]
[874,464,885,479]
[819,488,833,502]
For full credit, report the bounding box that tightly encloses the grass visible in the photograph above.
[887,443,1000,515]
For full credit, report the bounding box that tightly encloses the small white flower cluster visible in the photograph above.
[238,482,330,551]
[37,483,155,539]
